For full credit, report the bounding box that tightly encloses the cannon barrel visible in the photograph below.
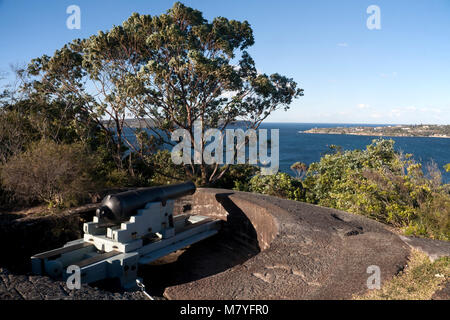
[96,181,196,223]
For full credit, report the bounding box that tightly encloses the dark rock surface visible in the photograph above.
[0,268,146,300]
[165,189,411,300]
[399,235,450,262]
[3,188,444,300]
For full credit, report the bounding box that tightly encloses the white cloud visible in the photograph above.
[430,108,442,114]
[389,109,402,117]
[337,42,348,47]
[357,103,370,109]
[379,72,398,78]
[370,112,382,119]
[386,105,443,119]
[419,107,442,114]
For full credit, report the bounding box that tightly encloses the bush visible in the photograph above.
[404,191,450,239]
[0,109,38,164]
[212,164,260,190]
[91,151,150,189]
[445,163,450,173]
[145,150,189,186]
[302,139,450,240]
[1,140,97,208]
[0,181,15,210]
[247,172,305,201]
[142,151,260,188]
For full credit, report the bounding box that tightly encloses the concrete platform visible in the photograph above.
[399,235,450,262]
[2,188,443,300]
[163,188,411,299]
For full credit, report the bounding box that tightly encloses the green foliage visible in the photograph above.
[354,250,450,300]
[0,140,98,208]
[102,169,140,188]
[242,139,449,240]
[212,164,260,190]
[25,2,303,184]
[0,178,15,209]
[247,172,304,201]
[303,139,399,206]
[0,95,105,165]
[15,99,98,145]
[145,150,189,186]
[302,139,449,240]
[0,108,39,164]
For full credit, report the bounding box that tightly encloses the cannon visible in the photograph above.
[31,182,221,290]
[96,181,196,223]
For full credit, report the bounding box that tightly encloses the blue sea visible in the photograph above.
[258,123,450,184]
[123,123,450,183]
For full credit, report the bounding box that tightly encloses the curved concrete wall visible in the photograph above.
[168,188,411,300]
[175,189,279,251]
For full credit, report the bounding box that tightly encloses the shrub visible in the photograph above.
[405,190,450,239]
[247,172,305,201]
[103,169,138,188]
[0,109,38,164]
[354,250,450,300]
[145,150,189,186]
[212,164,260,190]
[1,140,97,208]
[0,181,15,209]
[302,139,450,240]
[142,152,260,188]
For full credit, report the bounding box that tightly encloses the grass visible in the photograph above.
[354,249,449,300]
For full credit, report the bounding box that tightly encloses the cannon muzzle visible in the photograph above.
[96,181,196,223]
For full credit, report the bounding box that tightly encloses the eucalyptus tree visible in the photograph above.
[26,2,303,184]
[26,33,139,169]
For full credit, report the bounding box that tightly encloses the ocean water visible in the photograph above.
[123,123,450,183]
[259,123,450,184]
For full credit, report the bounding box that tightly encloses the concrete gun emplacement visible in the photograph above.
[31,181,221,290]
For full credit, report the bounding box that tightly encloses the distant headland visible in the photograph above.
[302,124,450,138]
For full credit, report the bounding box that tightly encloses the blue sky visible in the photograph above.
[1,0,449,124]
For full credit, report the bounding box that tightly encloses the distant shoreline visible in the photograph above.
[301,124,450,139]
[300,131,450,139]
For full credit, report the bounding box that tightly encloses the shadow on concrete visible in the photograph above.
[138,193,261,297]
[0,193,263,298]
[0,210,92,273]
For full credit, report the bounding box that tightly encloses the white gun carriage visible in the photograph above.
[31,181,221,290]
